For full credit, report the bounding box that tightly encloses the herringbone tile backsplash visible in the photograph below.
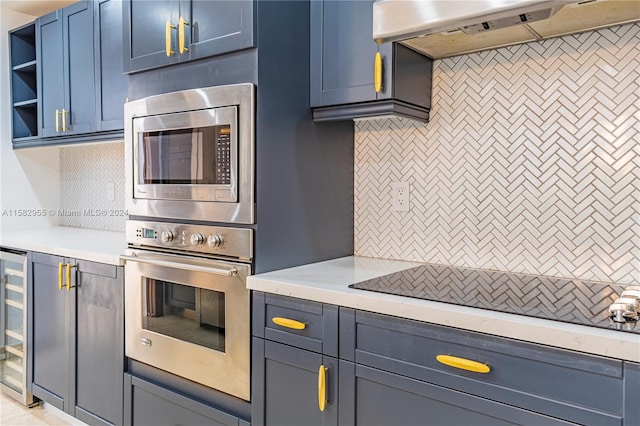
[59,141,125,232]
[354,23,640,285]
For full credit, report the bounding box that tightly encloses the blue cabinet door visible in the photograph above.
[339,361,574,426]
[38,1,95,139]
[124,0,255,74]
[123,0,177,73]
[310,0,382,107]
[72,261,124,426]
[94,0,127,132]
[62,0,95,136]
[37,11,64,138]
[30,253,71,411]
[252,338,338,426]
[180,0,254,62]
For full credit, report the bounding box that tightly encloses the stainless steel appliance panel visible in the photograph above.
[124,249,251,401]
[125,83,255,224]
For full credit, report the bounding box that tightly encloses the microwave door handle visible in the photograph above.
[120,255,238,277]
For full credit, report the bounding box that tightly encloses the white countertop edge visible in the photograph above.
[247,257,640,363]
[1,227,125,266]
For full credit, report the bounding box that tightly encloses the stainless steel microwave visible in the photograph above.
[125,84,255,224]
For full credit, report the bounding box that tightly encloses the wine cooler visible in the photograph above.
[0,249,35,405]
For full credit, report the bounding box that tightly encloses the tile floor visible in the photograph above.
[0,392,72,426]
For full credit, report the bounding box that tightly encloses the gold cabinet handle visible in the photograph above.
[318,365,327,412]
[65,263,76,291]
[55,109,60,132]
[61,109,68,132]
[436,355,491,374]
[166,20,176,56]
[271,317,306,330]
[58,262,64,290]
[374,51,383,93]
[179,16,189,54]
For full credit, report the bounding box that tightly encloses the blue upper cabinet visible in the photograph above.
[38,1,95,139]
[33,0,125,146]
[310,0,383,107]
[310,0,433,122]
[94,0,128,133]
[123,0,255,74]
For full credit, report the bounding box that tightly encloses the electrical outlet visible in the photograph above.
[391,181,410,212]
[107,181,115,201]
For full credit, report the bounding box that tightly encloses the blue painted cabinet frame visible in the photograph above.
[29,252,124,426]
[122,0,255,74]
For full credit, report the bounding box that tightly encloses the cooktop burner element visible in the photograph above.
[349,264,638,334]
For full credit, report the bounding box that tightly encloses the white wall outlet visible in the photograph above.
[391,181,410,212]
[107,181,115,201]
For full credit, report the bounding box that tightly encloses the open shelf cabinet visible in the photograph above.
[9,22,39,142]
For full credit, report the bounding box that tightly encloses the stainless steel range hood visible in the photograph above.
[373,0,640,59]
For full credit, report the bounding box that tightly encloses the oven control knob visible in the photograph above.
[190,233,206,246]
[208,234,224,248]
[160,231,175,243]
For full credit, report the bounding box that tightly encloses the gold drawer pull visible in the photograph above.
[436,355,490,374]
[58,262,64,290]
[374,51,383,93]
[65,263,76,291]
[318,365,327,412]
[272,317,306,330]
[166,20,176,56]
[61,109,68,132]
[179,16,189,54]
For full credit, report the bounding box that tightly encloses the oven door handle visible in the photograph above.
[121,255,238,277]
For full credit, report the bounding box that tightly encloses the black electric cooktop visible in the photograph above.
[349,263,639,334]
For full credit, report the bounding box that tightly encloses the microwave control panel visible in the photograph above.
[216,128,231,185]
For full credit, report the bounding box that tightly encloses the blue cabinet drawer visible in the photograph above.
[253,292,338,357]
[341,309,624,426]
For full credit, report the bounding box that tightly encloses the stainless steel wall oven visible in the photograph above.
[123,84,255,401]
[122,220,251,401]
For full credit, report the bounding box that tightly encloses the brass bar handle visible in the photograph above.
[272,317,306,330]
[374,51,383,93]
[61,109,68,132]
[179,16,189,54]
[166,20,176,56]
[58,262,64,290]
[436,355,491,374]
[55,109,60,132]
[65,263,76,291]
[318,365,327,412]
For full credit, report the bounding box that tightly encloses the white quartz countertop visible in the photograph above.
[0,226,125,265]
[247,256,640,363]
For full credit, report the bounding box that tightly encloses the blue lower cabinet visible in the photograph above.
[252,294,635,425]
[30,253,124,425]
[624,362,640,425]
[339,361,574,426]
[124,374,247,426]
[342,309,624,426]
[252,337,338,426]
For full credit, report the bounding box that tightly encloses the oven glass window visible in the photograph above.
[142,279,225,352]
[139,125,232,185]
